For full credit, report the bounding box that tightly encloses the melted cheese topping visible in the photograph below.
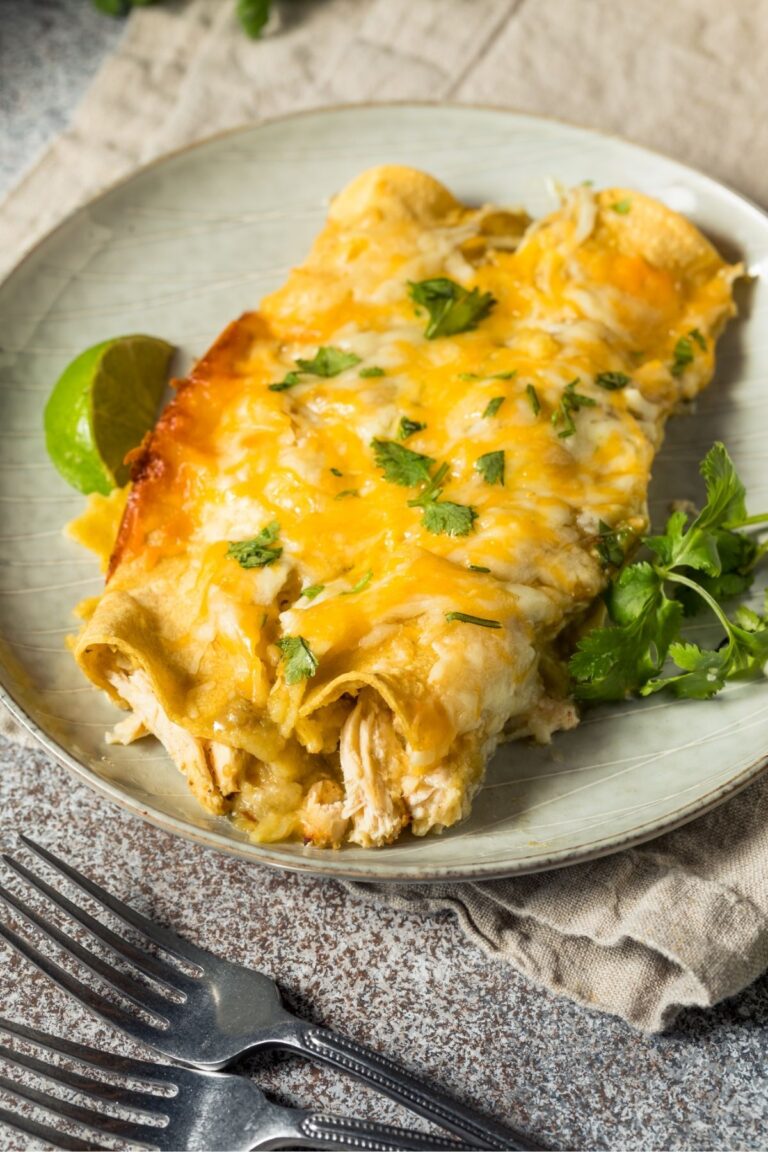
[73,167,739,847]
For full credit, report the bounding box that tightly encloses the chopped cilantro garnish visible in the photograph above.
[460,370,516,382]
[226,521,282,568]
[445,611,502,629]
[595,371,631,391]
[421,501,478,537]
[468,564,491,573]
[330,467,343,477]
[397,416,427,441]
[341,570,373,595]
[483,396,505,418]
[671,330,706,377]
[371,439,435,486]
[301,584,325,600]
[475,450,505,486]
[569,443,768,702]
[295,346,361,377]
[526,384,541,416]
[611,199,632,215]
[277,635,318,684]
[359,366,385,378]
[334,489,360,499]
[375,442,477,537]
[551,379,597,438]
[409,277,496,340]
[268,371,302,393]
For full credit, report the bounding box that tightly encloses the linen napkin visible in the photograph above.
[2,0,768,1032]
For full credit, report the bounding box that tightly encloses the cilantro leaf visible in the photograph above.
[468,564,491,573]
[277,635,318,684]
[697,441,747,530]
[371,439,435,486]
[330,467,343,477]
[341,570,373,595]
[483,396,505,418]
[226,522,282,568]
[460,370,516,382]
[397,416,427,440]
[237,0,271,37]
[301,584,325,600]
[445,611,502,629]
[646,445,749,574]
[359,366,385,378]
[611,199,632,215]
[670,330,706,378]
[409,278,496,339]
[475,450,505,486]
[642,610,768,699]
[595,371,631,390]
[551,379,597,438]
[269,371,301,393]
[421,501,478,537]
[570,589,683,701]
[334,489,360,499]
[296,347,361,377]
[526,384,541,415]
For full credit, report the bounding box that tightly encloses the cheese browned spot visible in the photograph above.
[72,166,740,848]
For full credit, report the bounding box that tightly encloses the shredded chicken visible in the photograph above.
[339,693,408,847]
[401,766,473,838]
[105,712,147,746]
[300,779,349,847]
[106,668,229,814]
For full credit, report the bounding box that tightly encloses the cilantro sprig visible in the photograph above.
[569,444,768,701]
[409,278,496,340]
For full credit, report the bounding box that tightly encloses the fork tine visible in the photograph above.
[21,837,207,968]
[0,1017,172,1084]
[0,919,154,1039]
[0,1102,102,1151]
[0,1039,164,1116]
[0,1069,160,1143]
[3,853,188,992]
[0,883,172,1021]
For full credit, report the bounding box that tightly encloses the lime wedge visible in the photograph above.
[44,335,174,495]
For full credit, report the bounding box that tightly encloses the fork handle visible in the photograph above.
[276,1110,471,1150]
[276,1022,544,1150]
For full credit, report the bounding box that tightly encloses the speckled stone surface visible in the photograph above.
[2,5,768,1150]
[2,740,768,1151]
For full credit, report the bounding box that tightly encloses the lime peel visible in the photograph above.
[44,335,174,495]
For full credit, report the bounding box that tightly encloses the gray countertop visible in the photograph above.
[1,3,768,1149]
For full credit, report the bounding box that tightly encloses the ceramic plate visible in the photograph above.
[1,104,767,881]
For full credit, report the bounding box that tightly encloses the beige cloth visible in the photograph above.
[3,0,768,1032]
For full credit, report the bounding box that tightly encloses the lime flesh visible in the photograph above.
[44,335,174,495]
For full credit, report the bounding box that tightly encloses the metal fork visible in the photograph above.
[0,1016,470,1150]
[0,836,542,1151]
